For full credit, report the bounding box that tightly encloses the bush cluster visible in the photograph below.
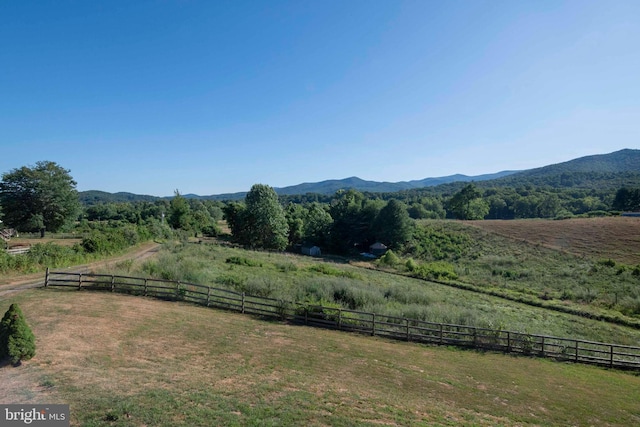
[225,256,263,267]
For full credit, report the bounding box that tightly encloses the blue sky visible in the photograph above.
[1,1,638,196]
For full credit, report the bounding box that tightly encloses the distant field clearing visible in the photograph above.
[468,217,640,265]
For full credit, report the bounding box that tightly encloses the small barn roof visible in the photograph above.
[370,242,388,249]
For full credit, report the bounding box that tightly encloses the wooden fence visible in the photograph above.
[6,246,30,255]
[44,269,640,371]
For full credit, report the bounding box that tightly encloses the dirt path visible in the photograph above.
[0,242,162,297]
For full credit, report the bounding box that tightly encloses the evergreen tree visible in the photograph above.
[0,303,36,365]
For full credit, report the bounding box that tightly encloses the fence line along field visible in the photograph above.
[44,270,640,371]
[2,289,640,426]
[467,216,640,265]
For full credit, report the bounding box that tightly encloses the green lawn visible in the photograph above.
[2,289,640,426]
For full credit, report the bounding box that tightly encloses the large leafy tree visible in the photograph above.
[372,199,413,249]
[284,202,306,245]
[223,201,248,242]
[612,187,640,212]
[227,184,289,250]
[0,161,80,234]
[447,184,488,220]
[168,190,192,230]
[329,190,382,253]
[303,202,333,246]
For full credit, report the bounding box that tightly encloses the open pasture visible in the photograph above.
[2,289,640,426]
[467,217,640,265]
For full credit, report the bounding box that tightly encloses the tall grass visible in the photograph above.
[99,241,640,346]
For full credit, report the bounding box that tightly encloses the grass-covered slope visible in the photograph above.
[2,290,640,426]
[92,233,640,346]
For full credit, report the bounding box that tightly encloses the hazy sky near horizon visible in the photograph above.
[1,1,638,196]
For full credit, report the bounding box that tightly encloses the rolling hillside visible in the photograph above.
[78,148,639,203]
[487,148,640,190]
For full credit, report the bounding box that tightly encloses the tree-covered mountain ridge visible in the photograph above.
[79,148,639,203]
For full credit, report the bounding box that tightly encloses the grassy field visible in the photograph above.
[467,217,640,265]
[405,218,640,328]
[3,216,640,425]
[2,289,640,426]
[92,240,640,346]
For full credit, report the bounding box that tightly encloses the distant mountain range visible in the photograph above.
[79,148,640,204]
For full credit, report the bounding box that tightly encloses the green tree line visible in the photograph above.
[2,162,638,259]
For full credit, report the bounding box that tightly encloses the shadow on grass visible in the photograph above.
[0,356,21,368]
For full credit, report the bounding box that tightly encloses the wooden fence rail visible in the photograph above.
[44,269,640,371]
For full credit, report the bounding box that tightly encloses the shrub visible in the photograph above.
[0,303,36,365]
[295,298,342,322]
[405,258,417,272]
[573,287,599,303]
[225,256,263,267]
[27,242,82,268]
[276,262,298,273]
[378,250,400,267]
[201,224,220,237]
[411,261,458,281]
[598,259,616,268]
[331,283,385,310]
[237,277,276,297]
[216,274,247,289]
[307,264,360,279]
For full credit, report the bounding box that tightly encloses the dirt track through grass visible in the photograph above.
[2,289,640,426]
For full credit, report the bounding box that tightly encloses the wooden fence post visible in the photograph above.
[540,336,545,356]
[337,309,342,330]
[78,273,83,290]
[610,345,614,368]
[144,279,148,296]
[241,292,245,314]
[507,331,511,353]
[406,318,410,342]
[45,268,49,287]
[575,340,579,362]
[111,275,115,292]
[206,286,211,306]
[439,324,444,345]
[372,313,376,336]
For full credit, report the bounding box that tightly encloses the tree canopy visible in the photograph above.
[447,184,488,220]
[373,199,413,249]
[224,184,289,250]
[0,161,80,233]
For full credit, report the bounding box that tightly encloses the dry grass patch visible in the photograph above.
[1,289,640,426]
[468,217,640,265]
